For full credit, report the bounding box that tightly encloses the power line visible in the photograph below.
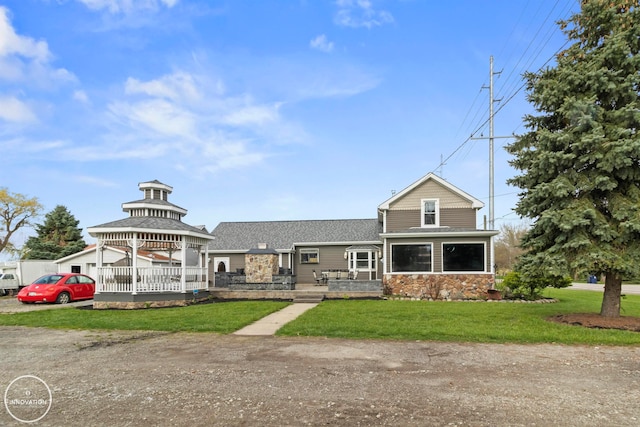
[431,5,575,177]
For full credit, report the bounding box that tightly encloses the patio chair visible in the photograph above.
[351,270,358,280]
[312,270,325,285]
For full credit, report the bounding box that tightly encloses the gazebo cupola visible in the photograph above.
[87,180,215,309]
[122,180,187,221]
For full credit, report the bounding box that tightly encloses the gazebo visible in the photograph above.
[87,180,215,309]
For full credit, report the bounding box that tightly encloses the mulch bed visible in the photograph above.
[549,313,640,332]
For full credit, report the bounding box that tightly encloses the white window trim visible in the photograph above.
[389,242,433,273]
[300,248,320,264]
[213,257,230,273]
[441,241,487,273]
[421,198,440,227]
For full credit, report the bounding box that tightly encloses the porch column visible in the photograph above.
[181,238,187,293]
[96,239,103,294]
[203,244,210,289]
[382,238,388,275]
[131,235,138,295]
[490,235,496,275]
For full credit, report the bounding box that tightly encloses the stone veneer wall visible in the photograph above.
[245,253,279,284]
[383,274,494,300]
[93,294,211,310]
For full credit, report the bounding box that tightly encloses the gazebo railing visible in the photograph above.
[97,266,208,293]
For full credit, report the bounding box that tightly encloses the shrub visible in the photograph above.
[500,271,571,300]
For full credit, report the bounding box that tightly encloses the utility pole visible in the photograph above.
[488,56,499,231]
[471,56,505,231]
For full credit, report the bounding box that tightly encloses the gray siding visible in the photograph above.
[386,210,420,232]
[210,246,354,284]
[440,208,476,228]
[295,245,350,284]
[386,208,477,231]
[389,179,475,209]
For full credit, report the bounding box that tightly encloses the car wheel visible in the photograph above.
[56,292,71,304]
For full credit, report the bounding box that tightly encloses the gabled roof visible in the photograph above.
[377,172,484,210]
[208,219,382,252]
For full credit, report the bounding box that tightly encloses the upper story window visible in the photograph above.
[421,199,439,227]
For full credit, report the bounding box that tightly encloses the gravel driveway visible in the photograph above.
[1,326,639,426]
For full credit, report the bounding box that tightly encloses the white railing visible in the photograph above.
[97,266,208,293]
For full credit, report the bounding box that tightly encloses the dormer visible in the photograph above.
[121,180,188,221]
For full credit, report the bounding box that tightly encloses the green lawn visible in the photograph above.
[276,289,640,345]
[1,290,639,345]
[0,300,289,334]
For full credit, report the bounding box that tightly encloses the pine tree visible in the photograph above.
[506,0,640,317]
[23,205,87,260]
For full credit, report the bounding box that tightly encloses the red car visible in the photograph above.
[17,273,95,304]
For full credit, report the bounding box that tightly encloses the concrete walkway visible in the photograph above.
[233,303,319,336]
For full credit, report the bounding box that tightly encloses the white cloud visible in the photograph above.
[89,70,285,174]
[75,175,118,187]
[310,34,334,53]
[0,7,50,62]
[73,90,90,103]
[108,98,197,137]
[221,104,280,126]
[0,6,75,87]
[0,96,36,123]
[77,0,180,14]
[334,0,394,28]
[125,72,200,102]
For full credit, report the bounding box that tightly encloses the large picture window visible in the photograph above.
[300,248,319,264]
[391,244,432,272]
[442,243,485,272]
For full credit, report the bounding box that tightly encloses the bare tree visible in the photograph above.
[0,188,43,256]
[494,223,528,275]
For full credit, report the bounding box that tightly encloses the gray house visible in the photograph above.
[378,173,498,299]
[209,173,499,299]
[209,219,382,285]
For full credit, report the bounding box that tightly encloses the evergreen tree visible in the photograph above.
[506,0,640,317]
[23,205,87,260]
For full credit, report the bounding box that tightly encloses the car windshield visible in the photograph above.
[34,275,63,284]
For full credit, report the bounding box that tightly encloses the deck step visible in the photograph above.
[292,294,324,303]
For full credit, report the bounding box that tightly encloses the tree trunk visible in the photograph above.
[600,272,622,318]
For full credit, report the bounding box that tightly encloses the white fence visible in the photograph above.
[97,266,208,293]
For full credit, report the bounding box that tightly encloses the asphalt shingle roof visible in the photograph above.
[208,219,382,251]
[123,198,186,211]
[91,217,209,234]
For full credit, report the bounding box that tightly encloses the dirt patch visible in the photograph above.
[1,327,640,426]
[549,313,640,332]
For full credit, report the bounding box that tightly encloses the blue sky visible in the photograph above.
[0,0,579,249]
